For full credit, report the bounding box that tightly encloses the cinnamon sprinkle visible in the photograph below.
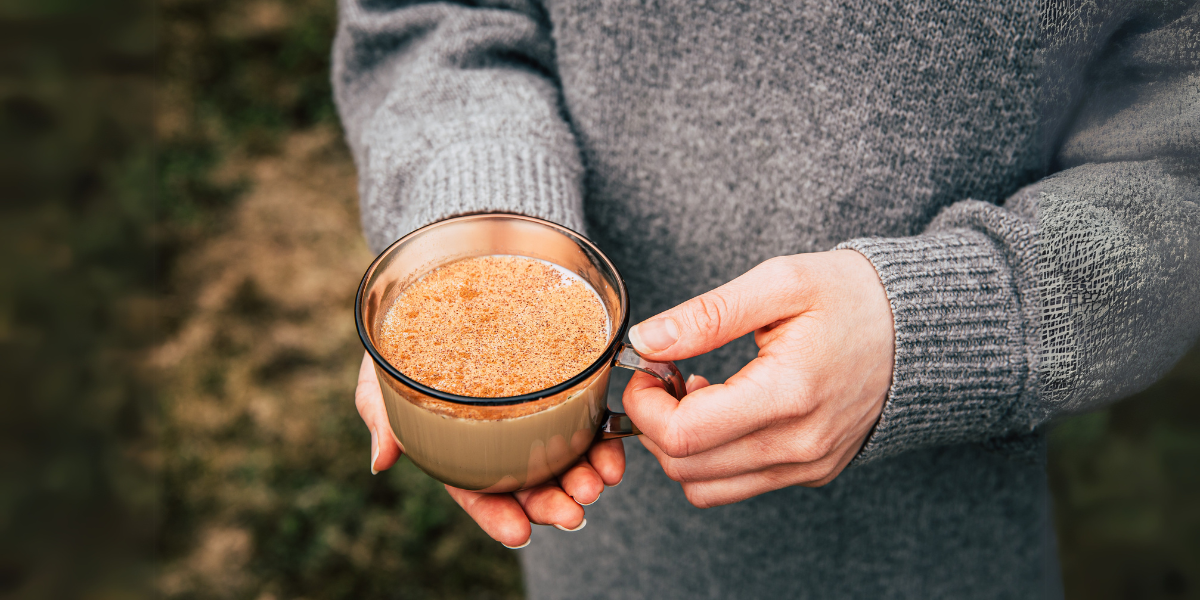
[378,256,610,397]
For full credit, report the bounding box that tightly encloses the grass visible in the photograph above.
[1,0,1197,598]
[1,0,159,596]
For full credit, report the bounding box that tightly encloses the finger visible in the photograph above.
[357,352,402,473]
[685,373,711,393]
[640,415,852,483]
[628,256,812,360]
[641,374,882,482]
[445,486,532,548]
[514,484,587,531]
[623,357,795,458]
[557,458,605,505]
[678,445,857,509]
[587,438,626,486]
[639,423,783,483]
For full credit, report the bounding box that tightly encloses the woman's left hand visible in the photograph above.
[622,249,895,507]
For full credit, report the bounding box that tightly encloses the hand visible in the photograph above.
[354,352,626,548]
[622,250,894,508]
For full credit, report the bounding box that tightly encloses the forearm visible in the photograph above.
[843,1,1199,463]
[838,191,1043,463]
[1040,160,1200,413]
[333,0,586,253]
[1040,2,1200,412]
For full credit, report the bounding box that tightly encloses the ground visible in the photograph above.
[151,127,523,599]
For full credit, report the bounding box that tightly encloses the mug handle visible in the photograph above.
[599,343,686,439]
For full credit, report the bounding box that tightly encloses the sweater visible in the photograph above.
[333,0,1200,597]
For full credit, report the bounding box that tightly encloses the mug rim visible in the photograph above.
[355,213,631,406]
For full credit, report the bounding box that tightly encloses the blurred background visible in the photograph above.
[1,0,1196,598]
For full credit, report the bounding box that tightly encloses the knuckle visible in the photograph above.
[792,385,820,418]
[659,425,690,458]
[689,293,730,338]
[802,462,842,488]
[661,460,686,482]
[795,421,841,461]
[790,435,832,464]
[813,457,837,479]
[682,485,715,509]
[816,462,839,482]
[814,431,838,458]
[660,423,706,459]
[760,256,804,289]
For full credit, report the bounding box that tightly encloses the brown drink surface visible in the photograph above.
[378,255,610,398]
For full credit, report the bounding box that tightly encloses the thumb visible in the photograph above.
[628,257,809,361]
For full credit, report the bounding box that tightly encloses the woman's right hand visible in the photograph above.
[354,351,626,548]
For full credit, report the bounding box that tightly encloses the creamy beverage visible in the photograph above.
[377,255,610,399]
[358,214,682,491]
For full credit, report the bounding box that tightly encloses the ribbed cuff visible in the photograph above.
[837,231,1037,464]
[397,141,586,243]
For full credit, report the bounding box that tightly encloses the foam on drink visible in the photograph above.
[378,255,611,398]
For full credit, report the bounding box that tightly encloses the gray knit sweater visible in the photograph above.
[333,0,1200,597]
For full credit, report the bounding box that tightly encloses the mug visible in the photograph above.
[356,213,685,492]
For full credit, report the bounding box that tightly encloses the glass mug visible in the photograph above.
[356,213,685,492]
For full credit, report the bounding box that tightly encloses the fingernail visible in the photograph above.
[578,495,599,506]
[503,538,531,549]
[610,477,622,487]
[686,373,696,386]
[554,519,587,532]
[370,428,379,475]
[629,318,679,354]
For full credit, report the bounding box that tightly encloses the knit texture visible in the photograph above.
[334,0,1200,597]
[406,141,586,235]
[1038,0,1200,411]
[838,196,1043,463]
[333,1,587,250]
[1040,160,1200,411]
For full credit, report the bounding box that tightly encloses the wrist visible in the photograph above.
[835,231,1041,464]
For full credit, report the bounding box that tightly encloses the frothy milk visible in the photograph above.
[377,255,612,399]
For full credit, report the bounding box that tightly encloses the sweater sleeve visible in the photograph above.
[332,0,586,255]
[840,1,1200,464]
